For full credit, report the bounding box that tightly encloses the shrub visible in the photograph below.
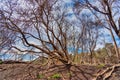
[0,59,3,64]
[37,74,44,79]
[51,73,61,79]
[96,63,105,68]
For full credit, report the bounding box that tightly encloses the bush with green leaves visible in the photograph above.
[0,59,3,64]
[96,63,105,69]
[37,74,44,79]
[51,73,61,79]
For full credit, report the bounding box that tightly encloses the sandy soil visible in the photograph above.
[0,61,120,80]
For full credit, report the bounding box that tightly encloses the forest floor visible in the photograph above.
[0,61,120,80]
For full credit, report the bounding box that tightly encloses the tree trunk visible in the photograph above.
[90,49,93,64]
[109,28,120,62]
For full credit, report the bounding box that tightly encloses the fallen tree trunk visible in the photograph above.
[93,64,120,80]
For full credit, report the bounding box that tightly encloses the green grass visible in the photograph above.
[51,73,61,79]
[96,63,105,68]
[37,74,44,79]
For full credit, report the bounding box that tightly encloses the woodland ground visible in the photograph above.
[0,60,120,80]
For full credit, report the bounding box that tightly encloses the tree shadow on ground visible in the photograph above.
[0,62,99,80]
[42,64,97,80]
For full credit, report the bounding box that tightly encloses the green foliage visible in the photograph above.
[37,74,44,79]
[96,48,107,58]
[51,73,61,79]
[96,63,105,69]
[0,60,3,64]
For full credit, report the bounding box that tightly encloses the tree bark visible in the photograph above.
[109,28,120,62]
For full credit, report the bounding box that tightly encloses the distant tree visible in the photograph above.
[73,0,120,62]
[73,6,101,64]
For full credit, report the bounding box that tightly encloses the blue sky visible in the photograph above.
[0,53,38,61]
[0,0,119,46]
[0,0,120,60]
[64,0,120,47]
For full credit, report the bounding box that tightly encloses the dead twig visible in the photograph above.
[93,64,120,80]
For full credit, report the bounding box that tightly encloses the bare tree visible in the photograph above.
[0,10,16,52]
[73,5,101,64]
[73,0,120,61]
[0,0,83,65]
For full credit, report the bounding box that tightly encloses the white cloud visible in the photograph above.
[63,0,72,3]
